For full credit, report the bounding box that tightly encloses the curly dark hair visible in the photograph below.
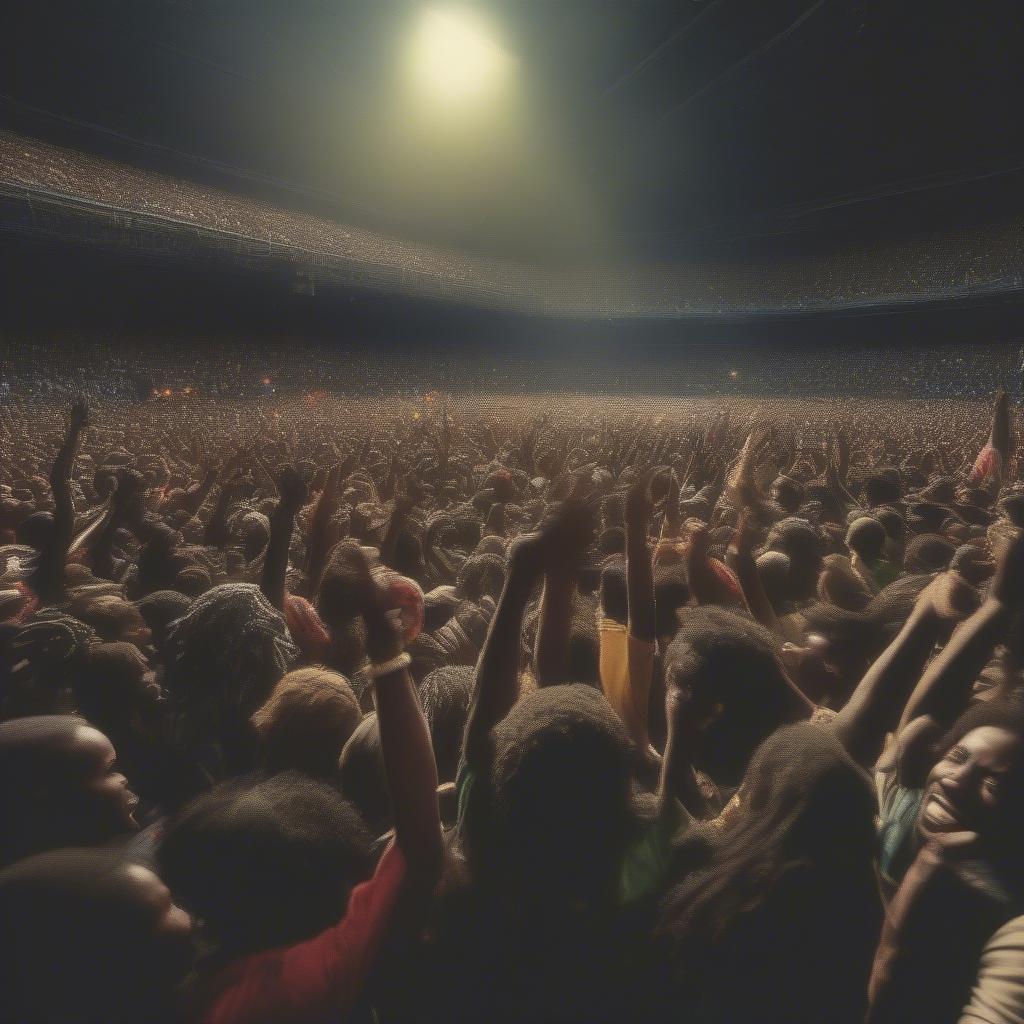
[158,771,372,955]
[463,684,634,909]
[665,607,808,786]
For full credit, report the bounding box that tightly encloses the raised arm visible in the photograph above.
[30,399,89,602]
[660,468,682,541]
[463,527,545,770]
[532,499,595,686]
[202,475,239,549]
[90,469,143,581]
[379,492,414,571]
[612,469,668,766]
[831,582,950,768]
[990,387,1014,463]
[260,466,307,612]
[306,462,344,595]
[726,510,780,634]
[624,469,665,644]
[897,533,1024,733]
[165,464,218,518]
[969,389,1015,486]
[355,550,442,883]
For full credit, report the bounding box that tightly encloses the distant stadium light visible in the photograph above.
[411,8,510,104]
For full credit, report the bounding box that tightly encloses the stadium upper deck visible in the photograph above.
[2,131,1023,319]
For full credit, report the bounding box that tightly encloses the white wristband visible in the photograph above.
[368,651,411,679]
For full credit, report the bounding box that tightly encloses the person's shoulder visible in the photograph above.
[983,912,1024,951]
[960,914,1024,1024]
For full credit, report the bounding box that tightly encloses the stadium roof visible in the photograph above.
[4,0,1024,264]
[2,130,1023,319]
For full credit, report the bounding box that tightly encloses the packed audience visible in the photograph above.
[5,332,1024,402]
[6,130,1020,318]
[2,383,1024,1023]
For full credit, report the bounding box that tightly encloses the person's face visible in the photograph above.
[920,726,1023,841]
[73,726,140,832]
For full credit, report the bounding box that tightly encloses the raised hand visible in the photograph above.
[69,397,90,431]
[335,451,359,481]
[276,464,309,512]
[663,469,682,538]
[625,465,671,532]
[833,423,850,479]
[989,528,1024,608]
[107,469,145,532]
[340,543,405,662]
[509,496,595,584]
[915,570,980,622]
[726,508,759,566]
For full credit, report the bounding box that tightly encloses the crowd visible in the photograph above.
[2,383,1024,1022]
[7,130,1021,319]
[5,332,1023,404]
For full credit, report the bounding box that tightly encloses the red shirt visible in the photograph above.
[199,841,407,1024]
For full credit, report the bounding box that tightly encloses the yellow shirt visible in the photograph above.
[598,615,655,747]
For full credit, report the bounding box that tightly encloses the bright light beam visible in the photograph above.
[410,8,511,105]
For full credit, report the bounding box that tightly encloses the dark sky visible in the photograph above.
[4,0,1024,262]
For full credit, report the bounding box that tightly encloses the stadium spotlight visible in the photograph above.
[410,8,510,105]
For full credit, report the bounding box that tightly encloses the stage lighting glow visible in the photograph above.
[411,9,510,104]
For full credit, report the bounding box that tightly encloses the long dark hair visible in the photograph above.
[658,723,877,955]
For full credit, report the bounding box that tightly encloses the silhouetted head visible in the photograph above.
[464,684,633,910]
[251,665,361,780]
[664,608,810,787]
[159,772,372,956]
[845,517,886,563]
[0,849,193,1023]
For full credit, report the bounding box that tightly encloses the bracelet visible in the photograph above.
[368,651,411,679]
